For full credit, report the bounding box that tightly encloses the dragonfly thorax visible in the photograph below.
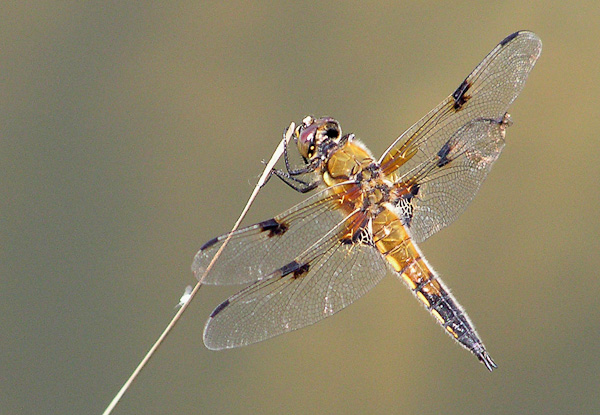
[355,163,392,216]
[317,130,392,219]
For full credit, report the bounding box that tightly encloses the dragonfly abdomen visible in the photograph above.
[403,254,497,371]
[372,206,496,370]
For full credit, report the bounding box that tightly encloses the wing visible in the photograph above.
[193,183,356,285]
[203,212,389,350]
[380,31,542,242]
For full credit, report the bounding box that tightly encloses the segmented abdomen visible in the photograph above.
[372,206,495,369]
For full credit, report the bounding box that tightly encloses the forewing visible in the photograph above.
[203,215,389,350]
[380,31,541,242]
[192,184,352,285]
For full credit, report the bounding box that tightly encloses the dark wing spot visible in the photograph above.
[279,260,309,279]
[280,260,301,276]
[200,236,220,251]
[340,235,356,245]
[259,218,289,237]
[340,228,373,246]
[437,140,453,167]
[499,31,519,46]
[293,263,310,279]
[452,79,472,110]
[409,183,420,197]
[209,299,230,318]
[399,183,419,226]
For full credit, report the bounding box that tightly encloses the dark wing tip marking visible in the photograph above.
[209,299,230,318]
[201,218,288,251]
[452,79,472,111]
[499,31,520,46]
[200,236,220,251]
[259,218,289,237]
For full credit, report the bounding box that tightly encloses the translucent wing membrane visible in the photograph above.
[380,31,542,242]
[194,31,542,368]
[203,211,389,350]
[396,117,509,242]
[193,184,354,285]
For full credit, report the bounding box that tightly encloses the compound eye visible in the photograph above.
[297,122,318,159]
[324,122,340,139]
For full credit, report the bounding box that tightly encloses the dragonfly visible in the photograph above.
[193,31,542,370]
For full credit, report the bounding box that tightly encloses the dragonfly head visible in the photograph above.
[295,116,342,160]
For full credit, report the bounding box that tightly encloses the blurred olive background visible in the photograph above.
[3,2,599,414]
